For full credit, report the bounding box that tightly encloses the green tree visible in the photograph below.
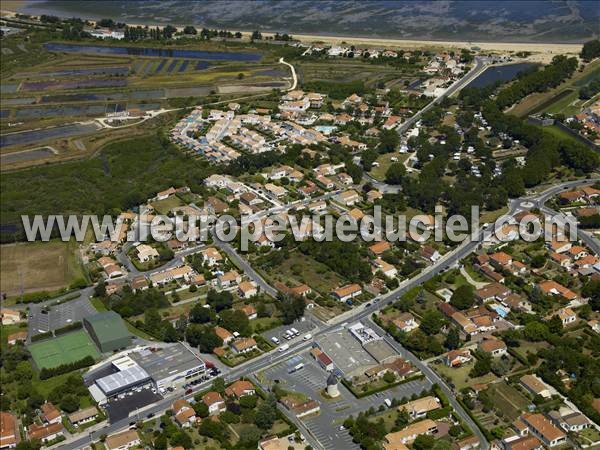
[470,353,492,377]
[385,162,406,185]
[412,434,436,450]
[444,328,460,350]
[581,39,600,61]
[219,309,250,335]
[420,310,445,335]
[383,371,396,384]
[212,377,226,394]
[254,394,277,429]
[189,303,212,323]
[450,285,475,310]
[238,425,262,447]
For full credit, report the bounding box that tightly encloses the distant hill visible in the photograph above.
[17,0,600,43]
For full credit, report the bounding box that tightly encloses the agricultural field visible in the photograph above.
[28,330,101,370]
[486,381,531,421]
[509,59,600,117]
[0,30,293,170]
[0,239,85,299]
[297,57,426,89]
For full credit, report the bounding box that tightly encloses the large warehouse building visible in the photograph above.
[89,356,152,404]
[88,343,206,404]
[130,343,206,392]
[83,311,132,353]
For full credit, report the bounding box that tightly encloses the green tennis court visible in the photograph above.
[28,330,100,370]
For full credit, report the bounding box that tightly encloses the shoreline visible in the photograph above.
[1,5,583,61]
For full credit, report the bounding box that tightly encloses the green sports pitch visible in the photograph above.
[28,330,100,370]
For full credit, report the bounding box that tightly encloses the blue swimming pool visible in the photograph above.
[491,304,509,318]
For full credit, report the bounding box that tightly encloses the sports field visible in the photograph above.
[0,240,85,299]
[28,330,100,370]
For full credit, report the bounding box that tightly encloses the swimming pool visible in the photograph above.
[491,304,509,318]
[314,125,337,135]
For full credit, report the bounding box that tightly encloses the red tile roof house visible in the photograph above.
[368,241,391,256]
[231,337,258,354]
[0,411,20,449]
[478,339,507,358]
[225,380,255,398]
[520,413,567,448]
[332,284,362,302]
[238,281,258,299]
[40,402,62,425]
[7,331,27,346]
[443,349,472,367]
[172,399,196,428]
[202,391,226,416]
[239,303,258,320]
[420,246,441,262]
[214,326,234,345]
[27,422,64,444]
[475,283,512,302]
[538,280,578,301]
[310,348,334,371]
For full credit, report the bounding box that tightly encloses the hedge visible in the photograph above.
[31,331,53,342]
[507,346,529,366]
[54,321,82,336]
[342,374,426,399]
[39,355,95,380]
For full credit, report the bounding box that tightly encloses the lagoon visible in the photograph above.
[467,63,538,89]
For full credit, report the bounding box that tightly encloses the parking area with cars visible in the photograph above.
[261,323,433,450]
[262,316,318,347]
[28,296,97,336]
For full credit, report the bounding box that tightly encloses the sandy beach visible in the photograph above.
[285,33,582,64]
[1,5,582,64]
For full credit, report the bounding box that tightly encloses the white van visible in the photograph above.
[278,344,290,352]
[271,336,280,344]
[303,333,312,341]
[291,327,299,336]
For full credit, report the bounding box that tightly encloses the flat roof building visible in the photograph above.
[83,311,131,353]
[130,343,206,391]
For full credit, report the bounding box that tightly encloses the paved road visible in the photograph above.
[367,317,488,447]
[56,178,598,450]
[395,57,487,137]
[526,178,600,255]
[211,230,279,298]
[362,58,487,192]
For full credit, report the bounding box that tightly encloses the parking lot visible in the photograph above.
[104,387,163,423]
[262,315,318,346]
[28,296,97,337]
[262,351,431,450]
